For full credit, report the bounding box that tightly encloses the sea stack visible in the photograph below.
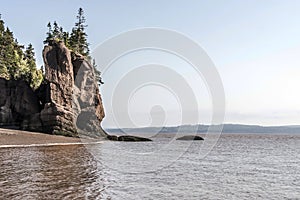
[0,41,106,137]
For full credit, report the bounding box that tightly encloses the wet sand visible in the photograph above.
[0,128,100,147]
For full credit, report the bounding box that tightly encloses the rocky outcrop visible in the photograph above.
[40,42,77,136]
[107,134,152,142]
[0,41,106,137]
[0,41,151,141]
[176,135,204,140]
[0,79,41,129]
[72,52,106,137]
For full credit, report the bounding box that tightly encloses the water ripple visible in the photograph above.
[0,134,299,199]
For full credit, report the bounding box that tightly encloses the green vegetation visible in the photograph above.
[92,59,104,85]
[0,8,103,89]
[44,8,103,85]
[69,8,89,56]
[44,8,90,57]
[0,15,43,89]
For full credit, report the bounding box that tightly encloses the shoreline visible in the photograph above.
[0,128,102,148]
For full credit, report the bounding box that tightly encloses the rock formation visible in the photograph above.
[0,79,41,129]
[107,134,152,142]
[0,41,152,141]
[72,51,105,137]
[39,41,77,136]
[0,41,106,137]
[176,135,204,141]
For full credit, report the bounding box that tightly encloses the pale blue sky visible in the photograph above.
[2,1,300,127]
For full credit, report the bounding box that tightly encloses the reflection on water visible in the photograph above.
[0,134,299,199]
[0,145,105,199]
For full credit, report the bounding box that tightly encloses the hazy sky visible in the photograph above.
[2,0,300,127]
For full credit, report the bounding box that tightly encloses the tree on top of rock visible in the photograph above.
[41,9,103,85]
[43,8,90,57]
[43,22,53,44]
[44,21,68,45]
[69,8,90,57]
[52,21,62,40]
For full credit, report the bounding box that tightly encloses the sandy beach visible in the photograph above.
[0,128,100,147]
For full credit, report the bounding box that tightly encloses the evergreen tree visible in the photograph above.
[0,15,43,89]
[41,9,103,87]
[0,16,8,79]
[62,28,69,46]
[25,44,35,64]
[69,8,89,56]
[52,21,61,40]
[43,22,53,44]
[24,43,35,79]
[44,21,66,45]
[2,27,19,79]
[92,59,104,85]
[0,14,4,33]
[24,44,43,89]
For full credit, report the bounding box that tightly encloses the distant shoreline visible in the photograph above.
[107,124,300,134]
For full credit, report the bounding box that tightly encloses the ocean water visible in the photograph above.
[0,134,299,199]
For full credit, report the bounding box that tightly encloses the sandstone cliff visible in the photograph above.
[72,51,106,137]
[0,41,106,138]
[0,79,41,129]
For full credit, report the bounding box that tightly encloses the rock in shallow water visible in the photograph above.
[176,135,204,140]
[107,134,152,142]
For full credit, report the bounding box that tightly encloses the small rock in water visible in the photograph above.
[107,135,152,142]
[176,135,204,141]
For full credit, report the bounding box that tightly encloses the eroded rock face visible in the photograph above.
[0,78,41,129]
[43,42,74,106]
[40,42,77,136]
[0,41,106,137]
[72,53,106,137]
